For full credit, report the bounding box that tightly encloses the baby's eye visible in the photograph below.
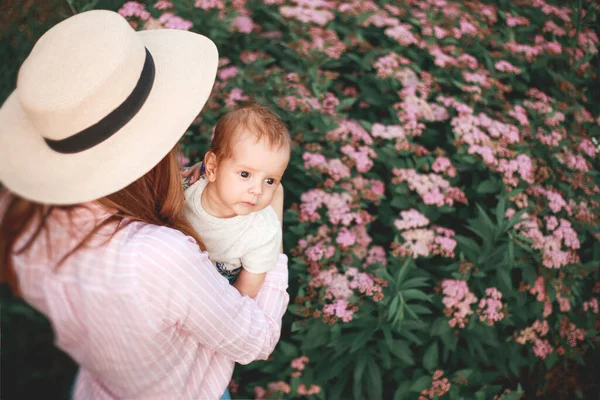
[240,171,250,178]
[265,178,275,185]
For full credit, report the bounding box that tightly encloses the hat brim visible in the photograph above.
[0,29,218,205]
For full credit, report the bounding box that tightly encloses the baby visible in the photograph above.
[183,104,291,298]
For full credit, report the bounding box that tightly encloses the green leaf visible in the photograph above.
[423,341,439,372]
[496,196,506,227]
[350,327,375,353]
[401,289,432,304]
[453,369,474,380]
[277,340,298,358]
[366,357,383,400]
[455,235,481,259]
[409,375,432,392]
[431,317,451,336]
[399,328,424,345]
[391,195,412,209]
[395,258,413,285]
[353,352,368,400]
[393,382,412,400]
[399,277,430,290]
[389,342,415,365]
[476,203,497,233]
[496,267,512,291]
[476,180,498,194]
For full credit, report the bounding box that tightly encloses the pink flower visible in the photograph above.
[328,119,373,145]
[305,244,324,262]
[225,88,249,108]
[297,384,322,396]
[384,24,418,46]
[254,386,266,400]
[366,246,387,266]
[432,157,456,177]
[557,295,571,312]
[495,60,521,74]
[158,13,193,30]
[291,356,309,370]
[341,145,376,173]
[232,15,254,33]
[583,298,599,314]
[373,53,401,78]
[506,14,530,26]
[579,139,596,157]
[371,123,405,139]
[530,276,546,302]
[240,51,259,64]
[442,280,477,328]
[218,66,238,81]
[194,0,224,10]
[543,20,566,36]
[118,1,151,20]
[509,105,529,126]
[532,338,553,359]
[268,381,291,394]
[323,299,355,322]
[392,169,466,207]
[394,209,430,230]
[321,92,339,115]
[545,41,562,55]
[279,4,335,26]
[154,0,172,9]
[336,227,357,248]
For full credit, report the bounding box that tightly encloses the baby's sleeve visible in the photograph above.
[240,214,281,274]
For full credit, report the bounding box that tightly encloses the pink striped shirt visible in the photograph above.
[1,197,289,399]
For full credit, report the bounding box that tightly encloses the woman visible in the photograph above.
[0,10,289,400]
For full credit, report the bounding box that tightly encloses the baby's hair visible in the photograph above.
[209,103,291,161]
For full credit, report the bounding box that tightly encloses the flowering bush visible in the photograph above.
[115,0,600,398]
[2,0,598,398]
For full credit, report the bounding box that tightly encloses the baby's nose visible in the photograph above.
[249,183,263,195]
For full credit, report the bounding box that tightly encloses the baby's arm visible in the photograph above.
[233,270,266,298]
[235,185,284,298]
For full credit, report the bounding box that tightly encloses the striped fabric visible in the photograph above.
[1,196,289,399]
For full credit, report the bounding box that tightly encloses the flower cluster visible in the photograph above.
[393,209,457,259]
[516,320,553,360]
[477,288,505,326]
[441,280,478,328]
[419,370,451,400]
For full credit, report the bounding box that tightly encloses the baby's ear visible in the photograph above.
[204,152,218,182]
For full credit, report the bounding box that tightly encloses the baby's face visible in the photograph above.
[210,131,289,217]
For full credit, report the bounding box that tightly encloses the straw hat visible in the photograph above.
[0,9,218,205]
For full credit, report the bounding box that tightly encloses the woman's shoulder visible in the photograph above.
[126,222,204,257]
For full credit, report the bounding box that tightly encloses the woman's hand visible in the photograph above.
[181,162,203,186]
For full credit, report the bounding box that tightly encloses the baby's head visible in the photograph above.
[203,104,291,217]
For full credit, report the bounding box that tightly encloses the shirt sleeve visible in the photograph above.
[133,225,289,365]
[240,224,281,274]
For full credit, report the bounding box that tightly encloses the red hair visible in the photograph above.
[209,103,291,162]
[0,146,204,295]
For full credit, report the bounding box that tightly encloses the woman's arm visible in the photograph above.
[134,225,288,364]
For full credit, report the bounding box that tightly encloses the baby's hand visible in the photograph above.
[181,162,203,186]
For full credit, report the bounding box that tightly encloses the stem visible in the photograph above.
[66,0,77,15]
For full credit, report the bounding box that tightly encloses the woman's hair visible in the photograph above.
[0,146,204,295]
[209,103,291,161]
